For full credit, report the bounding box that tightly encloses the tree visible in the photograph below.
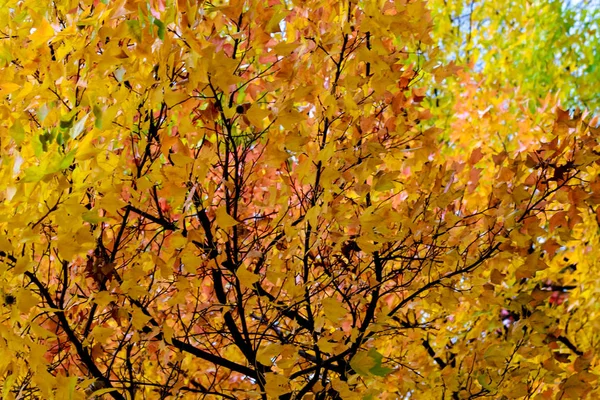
[431,0,600,112]
[0,0,599,399]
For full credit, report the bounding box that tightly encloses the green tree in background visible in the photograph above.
[432,0,600,111]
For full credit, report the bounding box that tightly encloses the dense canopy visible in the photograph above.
[0,0,598,399]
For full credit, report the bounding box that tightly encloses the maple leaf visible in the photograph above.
[0,0,598,399]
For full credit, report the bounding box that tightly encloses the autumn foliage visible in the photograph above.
[0,0,599,399]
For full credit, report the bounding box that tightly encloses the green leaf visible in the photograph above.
[22,166,46,182]
[56,131,65,146]
[350,349,392,378]
[126,20,142,42]
[477,374,494,391]
[367,348,393,377]
[362,389,380,400]
[9,119,25,145]
[484,344,509,368]
[82,210,106,224]
[58,150,76,171]
[93,104,103,129]
[372,171,398,192]
[350,351,375,377]
[2,373,16,400]
[153,18,165,40]
[59,114,75,130]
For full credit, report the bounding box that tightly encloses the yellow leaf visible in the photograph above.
[560,373,593,399]
[51,24,76,42]
[355,236,379,253]
[2,373,16,400]
[305,206,320,229]
[273,42,297,56]
[0,236,12,252]
[163,324,174,344]
[30,323,56,339]
[237,267,259,288]
[372,171,399,192]
[13,257,31,275]
[245,103,270,129]
[277,344,299,369]
[322,298,347,322]
[131,309,151,330]
[17,289,38,312]
[349,351,375,377]
[484,344,509,368]
[97,192,126,215]
[120,281,148,299]
[93,291,113,308]
[317,142,335,162]
[75,131,102,160]
[256,343,282,365]
[317,337,336,353]
[165,90,190,108]
[0,83,20,93]
[264,373,289,398]
[170,152,194,168]
[29,18,55,47]
[215,206,239,229]
[91,326,114,343]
